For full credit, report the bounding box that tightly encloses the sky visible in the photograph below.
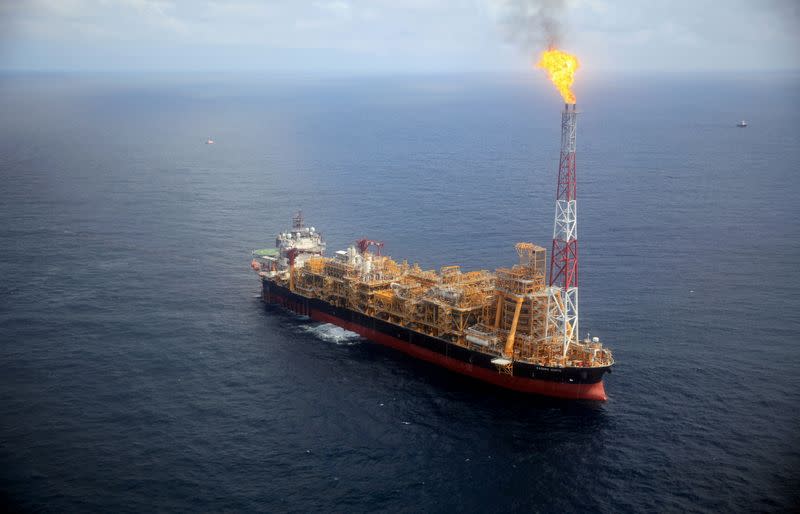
[0,0,798,73]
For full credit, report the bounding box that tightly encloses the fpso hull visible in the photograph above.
[263,280,610,401]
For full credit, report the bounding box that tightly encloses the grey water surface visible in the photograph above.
[0,71,798,512]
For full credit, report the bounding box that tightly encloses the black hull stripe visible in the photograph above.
[263,281,609,385]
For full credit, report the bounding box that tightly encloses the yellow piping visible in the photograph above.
[504,297,524,358]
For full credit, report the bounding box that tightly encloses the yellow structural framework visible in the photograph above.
[280,244,612,369]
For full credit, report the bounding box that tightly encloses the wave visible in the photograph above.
[301,323,361,345]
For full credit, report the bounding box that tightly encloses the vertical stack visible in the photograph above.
[547,104,579,356]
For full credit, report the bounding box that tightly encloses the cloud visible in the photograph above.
[0,0,797,71]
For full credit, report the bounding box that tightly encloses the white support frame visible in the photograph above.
[545,286,579,357]
[553,199,577,242]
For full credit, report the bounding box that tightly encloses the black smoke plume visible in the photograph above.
[500,0,565,50]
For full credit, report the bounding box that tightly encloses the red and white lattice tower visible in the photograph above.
[547,103,579,357]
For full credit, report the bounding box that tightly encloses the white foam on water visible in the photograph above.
[302,323,361,345]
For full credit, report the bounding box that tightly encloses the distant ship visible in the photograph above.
[736,120,747,128]
[206,137,215,144]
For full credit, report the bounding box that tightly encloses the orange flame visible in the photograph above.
[536,48,580,104]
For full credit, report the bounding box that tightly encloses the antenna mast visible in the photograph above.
[547,103,579,357]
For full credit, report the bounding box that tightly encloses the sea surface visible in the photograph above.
[0,71,798,512]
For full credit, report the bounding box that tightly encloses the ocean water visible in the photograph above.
[0,71,798,512]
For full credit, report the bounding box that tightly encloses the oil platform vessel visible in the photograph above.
[251,102,614,401]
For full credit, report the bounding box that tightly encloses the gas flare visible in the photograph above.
[536,48,579,104]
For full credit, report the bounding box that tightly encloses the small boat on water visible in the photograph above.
[736,120,747,128]
[206,137,215,144]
